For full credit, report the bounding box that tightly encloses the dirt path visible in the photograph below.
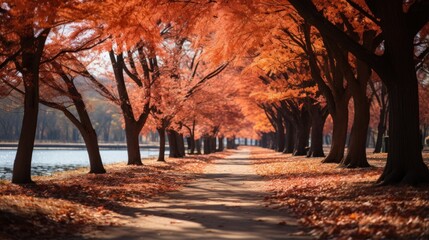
[82,148,311,240]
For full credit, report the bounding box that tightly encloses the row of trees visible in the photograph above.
[0,0,257,183]
[231,0,429,185]
[1,0,428,186]
[177,0,428,185]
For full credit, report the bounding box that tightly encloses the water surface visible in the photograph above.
[0,149,161,179]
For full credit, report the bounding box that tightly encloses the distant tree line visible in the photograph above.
[0,102,127,143]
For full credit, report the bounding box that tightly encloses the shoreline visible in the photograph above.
[0,142,169,150]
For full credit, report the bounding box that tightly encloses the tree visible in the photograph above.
[290,20,351,163]
[5,55,108,173]
[288,0,429,184]
[369,77,388,153]
[0,0,96,183]
[39,55,107,173]
[108,48,153,165]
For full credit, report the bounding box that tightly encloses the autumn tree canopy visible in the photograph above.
[1,0,428,186]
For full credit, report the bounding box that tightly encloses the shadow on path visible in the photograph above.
[79,148,312,240]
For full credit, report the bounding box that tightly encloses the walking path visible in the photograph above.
[82,148,311,239]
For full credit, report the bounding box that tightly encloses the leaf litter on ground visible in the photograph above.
[251,147,429,240]
[0,151,231,239]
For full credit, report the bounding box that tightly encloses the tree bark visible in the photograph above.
[283,119,295,154]
[374,103,388,153]
[293,109,311,156]
[276,110,286,152]
[68,111,105,173]
[260,134,268,148]
[227,137,237,149]
[124,121,142,165]
[379,81,429,184]
[12,28,49,184]
[81,129,106,173]
[211,136,217,153]
[195,138,202,154]
[177,132,185,157]
[322,100,349,163]
[186,137,192,151]
[340,96,371,167]
[167,130,179,158]
[203,136,211,155]
[217,136,224,152]
[308,105,327,157]
[189,135,196,154]
[12,91,39,183]
[157,127,166,162]
[269,132,277,150]
[375,1,429,185]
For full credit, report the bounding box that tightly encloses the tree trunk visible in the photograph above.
[276,113,286,152]
[81,129,106,173]
[374,105,387,153]
[195,138,202,154]
[366,127,372,148]
[167,130,179,158]
[308,106,326,157]
[12,29,49,184]
[157,127,166,162]
[210,136,216,153]
[217,136,224,152]
[340,96,371,168]
[260,134,267,148]
[322,100,349,163]
[186,137,192,151]
[189,135,195,154]
[269,132,277,150]
[67,76,106,173]
[423,126,428,147]
[203,137,211,155]
[125,122,142,165]
[227,138,233,149]
[293,110,311,156]
[379,81,429,184]
[375,1,429,185]
[12,91,38,183]
[227,137,236,149]
[283,120,295,154]
[177,132,185,157]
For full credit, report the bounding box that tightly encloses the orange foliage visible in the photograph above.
[252,147,429,239]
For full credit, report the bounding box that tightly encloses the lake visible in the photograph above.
[0,148,163,180]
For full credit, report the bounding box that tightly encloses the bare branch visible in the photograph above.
[185,62,229,99]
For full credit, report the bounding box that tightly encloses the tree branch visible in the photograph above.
[185,62,229,98]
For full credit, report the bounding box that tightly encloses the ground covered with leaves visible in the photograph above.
[0,152,229,240]
[251,147,429,240]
